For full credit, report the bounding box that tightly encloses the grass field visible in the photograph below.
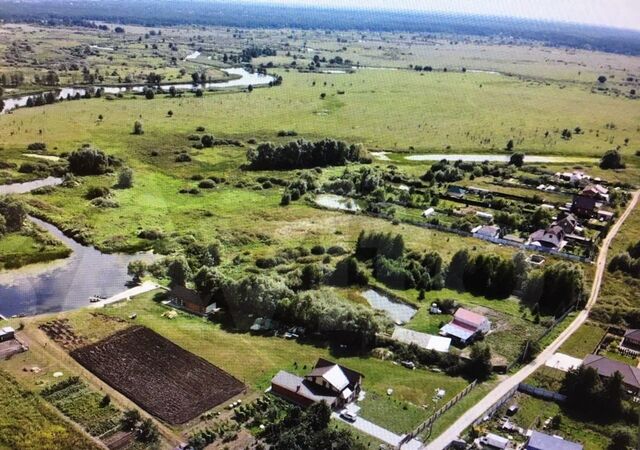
[558,322,607,358]
[0,370,100,450]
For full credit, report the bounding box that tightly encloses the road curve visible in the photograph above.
[425,190,640,450]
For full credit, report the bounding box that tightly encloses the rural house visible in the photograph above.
[571,195,597,218]
[168,285,214,316]
[528,225,566,251]
[525,431,583,450]
[620,329,640,354]
[472,225,501,239]
[582,354,640,395]
[440,308,490,345]
[270,358,363,409]
[580,184,609,203]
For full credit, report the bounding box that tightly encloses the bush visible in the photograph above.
[138,229,164,240]
[310,245,325,255]
[91,197,119,208]
[117,167,134,188]
[198,179,216,189]
[132,121,144,135]
[600,149,625,170]
[27,142,47,152]
[201,135,214,147]
[85,186,111,199]
[144,89,154,99]
[175,153,192,162]
[326,245,347,255]
[68,148,111,175]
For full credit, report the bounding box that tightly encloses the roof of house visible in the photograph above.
[0,327,15,335]
[312,358,364,387]
[474,225,500,237]
[271,370,337,406]
[583,354,640,390]
[581,184,608,196]
[392,327,451,353]
[572,195,597,210]
[526,431,583,450]
[555,214,578,233]
[529,228,563,248]
[169,285,210,307]
[447,186,466,196]
[309,364,349,391]
[624,329,640,341]
[440,323,476,342]
[454,308,488,328]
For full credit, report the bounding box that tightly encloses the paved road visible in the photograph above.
[425,190,640,450]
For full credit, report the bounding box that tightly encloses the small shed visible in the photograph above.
[0,327,15,342]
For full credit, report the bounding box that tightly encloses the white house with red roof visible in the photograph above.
[440,308,491,345]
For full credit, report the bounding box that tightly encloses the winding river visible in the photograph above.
[0,68,275,114]
[0,178,156,318]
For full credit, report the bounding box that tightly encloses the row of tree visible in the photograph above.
[246,139,369,170]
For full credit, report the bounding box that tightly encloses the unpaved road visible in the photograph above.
[425,190,640,450]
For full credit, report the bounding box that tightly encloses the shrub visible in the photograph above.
[117,167,134,188]
[85,186,111,199]
[27,142,47,152]
[326,245,347,255]
[90,197,119,208]
[196,126,205,132]
[310,245,325,255]
[68,148,111,175]
[198,179,216,189]
[175,153,192,163]
[138,229,164,240]
[600,149,625,170]
[132,121,144,135]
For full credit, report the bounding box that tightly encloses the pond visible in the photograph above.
[0,68,275,114]
[314,194,360,212]
[0,178,156,318]
[360,289,417,324]
[400,154,596,164]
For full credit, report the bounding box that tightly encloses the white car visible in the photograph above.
[340,411,357,422]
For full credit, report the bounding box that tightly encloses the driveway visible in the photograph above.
[333,411,403,446]
[425,190,640,450]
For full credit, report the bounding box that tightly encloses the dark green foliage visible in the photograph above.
[133,120,144,135]
[355,230,404,260]
[509,152,524,167]
[310,245,325,255]
[117,167,134,188]
[523,262,585,315]
[167,256,191,286]
[223,274,294,317]
[27,142,47,151]
[328,256,369,286]
[299,264,322,290]
[68,147,111,175]
[464,343,493,381]
[85,186,111,200]
[600,149,625,169]
[609,242,640,278]
[446,249,469,291]
[561,366,625,420]
[462,254,516,299]
[246,139,367,170]
[0,197,26,232]
[373,256,415,289]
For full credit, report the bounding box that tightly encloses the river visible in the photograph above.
[0,68,275,114]
[371,152,596,164]
[0,178,156,318]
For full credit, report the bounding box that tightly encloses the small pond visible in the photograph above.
[315,194,360,212]
[361,289,417,324]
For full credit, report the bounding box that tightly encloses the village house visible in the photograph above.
[528,225,566,251]
[580,184,609,203]
[270,358,364,409]
[582,354,640,395]
[472,225,501,239]
[571,195,597,218]
[525,431,583,450]
[168,285,215,316]
[440,308,491,345]
[620,329,640,354]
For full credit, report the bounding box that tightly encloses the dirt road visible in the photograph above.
[425,190,640,450]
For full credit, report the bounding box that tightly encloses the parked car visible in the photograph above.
[340,411,357,422]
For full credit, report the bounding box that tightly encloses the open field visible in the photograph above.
[0,370,100,450]
[71,326,246,425]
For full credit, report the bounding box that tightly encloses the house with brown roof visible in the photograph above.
[440,308,491,345]
[580,184,609,203]
[582,354,640,395]
[571,195,597,218]
[270,358,363,409]
[620,329,640,354]
[528,225,566,251]
[168,285,214,316]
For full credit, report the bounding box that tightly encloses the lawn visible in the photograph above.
[358,390,429,435]
[0,370,100,450]
[0,230,70,269]
[558,322,607,358]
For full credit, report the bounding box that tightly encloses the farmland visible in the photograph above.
[71,326,246,425]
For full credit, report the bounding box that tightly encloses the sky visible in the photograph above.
[240,0,640,31]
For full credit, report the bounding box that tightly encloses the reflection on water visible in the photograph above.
[360,289,417,324]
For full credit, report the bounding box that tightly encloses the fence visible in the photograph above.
[399,379,478,447]
[518,383,567,402]
[471,384,519,427]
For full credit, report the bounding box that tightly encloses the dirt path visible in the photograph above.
[18,322,184,449]
[424,190,640,450]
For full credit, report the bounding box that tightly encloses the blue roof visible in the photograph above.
[526,431,583,450]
